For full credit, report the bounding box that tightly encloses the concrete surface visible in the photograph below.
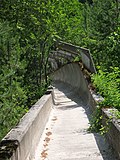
[102,108,120,159]
[33,82,118,160]
[52,63,96,110]
[0,93,53,160]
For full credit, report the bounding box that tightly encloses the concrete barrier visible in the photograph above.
[0,91,54,160]
[52,62,96,110]
[56,41,96,73]
[102,108,120,159]
[92,92,120,159]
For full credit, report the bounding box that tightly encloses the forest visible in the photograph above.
[0,0,120,140]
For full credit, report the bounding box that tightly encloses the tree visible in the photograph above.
[81,0,120,69]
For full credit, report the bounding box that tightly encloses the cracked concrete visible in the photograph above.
[33,82,118,160]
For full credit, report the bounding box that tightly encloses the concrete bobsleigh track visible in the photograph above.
[0,63,119,160]
[52,62,96,109]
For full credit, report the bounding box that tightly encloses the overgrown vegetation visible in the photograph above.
[92,67,120,110]
[0,0,119,139]
[89,67,120,134]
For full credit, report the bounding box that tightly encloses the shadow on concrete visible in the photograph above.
[52,81,119,160]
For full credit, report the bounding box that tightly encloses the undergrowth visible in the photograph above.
[92,67,120,110]
[89,67,120,134]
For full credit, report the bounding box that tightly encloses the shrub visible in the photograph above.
[92,67,120,110]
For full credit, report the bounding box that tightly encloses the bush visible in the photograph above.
[92,67,120,110]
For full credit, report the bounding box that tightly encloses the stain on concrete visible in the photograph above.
[52,116,57,121]
[41,149,48,159]
[41,129,53,160]
[46,132,52,137]
[44,137,50,143]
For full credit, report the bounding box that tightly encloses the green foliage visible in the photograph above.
[80,0,120,68]
[74,56,81,62]
[0,22,28,140]
[111,110,120,119]
[89,67,120,134]
[88,106,102,133]
[88,106,113,135]
[92,67,120,110]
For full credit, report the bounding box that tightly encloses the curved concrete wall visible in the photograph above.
[52,62,96,109]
